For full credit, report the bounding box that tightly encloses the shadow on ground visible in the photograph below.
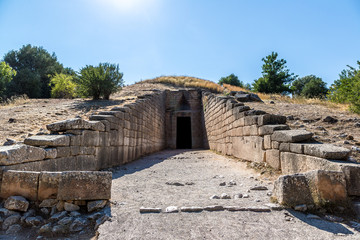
[289,209,354,235]
[110,149,197,180]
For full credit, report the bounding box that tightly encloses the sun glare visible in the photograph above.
[97,0,161,15]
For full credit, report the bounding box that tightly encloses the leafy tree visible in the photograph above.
[77,63,124,100]
[252,52,296,94]
[0,61,16,98]
[218,74,244,87]
[291,75,328,98]
[3,44,64,98]
[49,73,77,98]
[328,61,360,113]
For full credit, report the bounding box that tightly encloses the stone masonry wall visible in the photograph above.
[202,91,360,197]
[0,92,166,172]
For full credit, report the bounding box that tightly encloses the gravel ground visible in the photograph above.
[98,150,360,240]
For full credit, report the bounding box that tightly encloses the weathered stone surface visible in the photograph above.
[5,224,21,234]
[232,136,265,163]
[180,207,203,212]
[25,216,43,226]
[58,216,73,225]
[38,172,61,200]
[304,170,348,205]
[2,214,20,230]
[165,206,179,213]
[57,171,112,200]
[0,144,46,165]
[4,196,29,212]
[52,224,68,235]
[39,223,52,235]
[87,200,107,212]
[258,114,287,126]
[266,149,280,170]
[64,202,80,212]
[273,174,314,207]
[203,205,224,211]
[258,125,290,136]
[24,135,70,147]
[70,218,87,232]
[47,118,105,132]
[1,171,39,201]
[49,211,67,223]
[303,144,351,160]
[289,143,304,154]
[271,130,313,143]
[341,164,360,196]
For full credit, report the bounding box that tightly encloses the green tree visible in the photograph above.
[49,73,77,98]
[77,63,124,100]
[218,74,244,87]
[0,61,16,98]
[291,75,328,98]
[328,61,360,113]
[252,52,296,94]
[3,44,64,98]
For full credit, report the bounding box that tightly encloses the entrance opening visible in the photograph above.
[176,117,192,149]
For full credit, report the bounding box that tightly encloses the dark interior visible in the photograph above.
[176,117,192,149]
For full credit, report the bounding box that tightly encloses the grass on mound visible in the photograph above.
[222,83,349,111]
[142,76,224,93]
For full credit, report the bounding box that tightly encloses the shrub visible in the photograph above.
[0,61,16,98]
[291,75,328,99]
[77,63,124,100]
[49,73,77,98]
[218,74,244,87]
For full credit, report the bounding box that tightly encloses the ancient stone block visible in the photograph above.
[24,135,70,147]
[340,164,360,196]
[271,130,313,143]
[57,171,112,200]
[305,170,347,205]
[47,118,105,132]
[4,196,29,212]
[264,135,272,149]
[258,124,290,136]
[303,143,350,160]
[0,170,40,201]
[272,141,280,149]
[232,136,265,162]
[258,114,287,126]
[273,174,314,207]
[289,143,304,154]
[266,149,280,170]
[279,143,290,152]
[56,147,71,158]
[38,172,61,200]
[44,148,57,159]
[0,144,46,166]
[82,131,100,146]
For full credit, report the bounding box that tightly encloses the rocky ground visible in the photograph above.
[99,149,360,240]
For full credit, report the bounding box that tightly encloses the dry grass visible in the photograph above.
[0,94,29,108]
[222,83,349,111]
[141,76,224,93]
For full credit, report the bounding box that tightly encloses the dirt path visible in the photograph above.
[98,150,360,240]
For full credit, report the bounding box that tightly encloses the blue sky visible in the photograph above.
[1,0,360,86]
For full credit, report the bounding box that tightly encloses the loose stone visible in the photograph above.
[220,193,231,199]
[39,223,52,235]
[233,193,243,199]
[264,203,283,211]
[64,202,80,212]
[210,195,220,199]
[49,211,68,223]
[2,214,21,230]
[139,207,162,213]
[180,207,203,212]
[87,200,107,212]
[39,199,58,208]
[58,217,73,226]
[5,224,22,235]
[219,182,226,186]
[294,204,307,212]
[94,215,109,230]
[250,186,268,191]
[306,214,321,220]
[203,205,224,211]
[165,206,179,213]
[25,216,44,227]
[40,208,50,215]
[165,181,184,186]
[4,196,29,212]
[243,194,250,198]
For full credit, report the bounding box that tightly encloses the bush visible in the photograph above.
[0,61,16,98]
[291,75,328,99]
[49,73,77,98]
[77,63,124,100]
[328,61,360,113]
[218,74,244,87]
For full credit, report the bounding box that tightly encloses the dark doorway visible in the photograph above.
[176,117,192,149]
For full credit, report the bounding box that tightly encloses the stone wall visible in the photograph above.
[0,92,166,172]
[202,91,360,197]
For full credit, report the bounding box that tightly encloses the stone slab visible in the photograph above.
[47,118,105,132]
[266,149,280,170]
[24,135,70,147]
[38,172,61,200]
[303,144,350,160]
[0,144,46,166]
[271,130,313,143]
[57,171,112,200]
[0,170,40,201]
[258,125,290,136]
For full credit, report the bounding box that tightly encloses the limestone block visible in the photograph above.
[303,143,350,160]
[89,115,117,124]
[99,132,110,147]
[273,174,314,207]
[82,131,100,146]
[266,149,280,170]
[47,118,105,132]
[279,143,290,152]
[69,134,82,146]
[289,143,304,154]
[0,170,40,201]
[0,144,46,166]
[38,172,61,200]
[272,141,280,149]
[76,155,97,171]
[56,147,71,158]
[244,116,259,126]
[258,114,287,126]
[264,135,272,149]
[98,111,124,119]
[4,196,29,212]
[340,165,360,196]
[232,136,265,162]
[45,148,57,159]
[258,124,290,136]
[24,135,70,147]
[304,170,347,205]
[57,171,112,200]
[271,130,313,143]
